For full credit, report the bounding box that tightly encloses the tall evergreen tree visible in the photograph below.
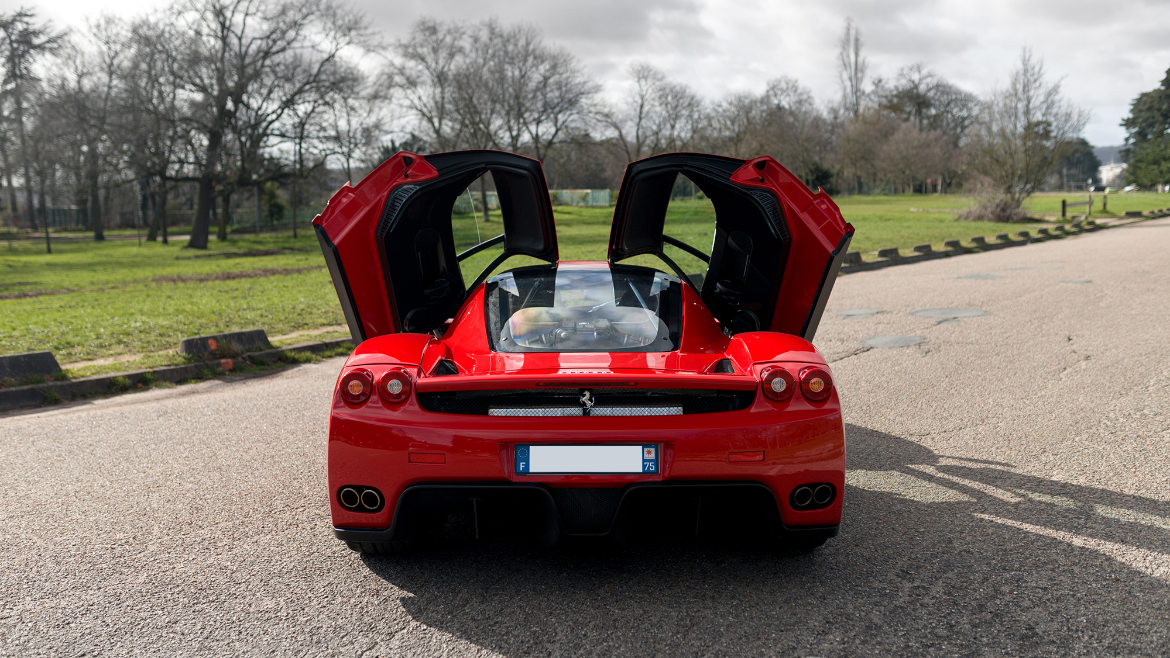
[1121,67,1170,188]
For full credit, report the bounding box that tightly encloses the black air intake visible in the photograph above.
[418,388,754,415]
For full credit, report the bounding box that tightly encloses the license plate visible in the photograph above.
[515,444,658,474]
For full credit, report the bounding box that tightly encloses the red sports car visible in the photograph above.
[313,150,853,553]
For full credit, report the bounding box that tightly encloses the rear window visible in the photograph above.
[485,265,681,353]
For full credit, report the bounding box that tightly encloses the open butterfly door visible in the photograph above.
[607,153,853,341]
[313,151,559,342]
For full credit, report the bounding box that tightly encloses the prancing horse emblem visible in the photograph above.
[580,390,594,409]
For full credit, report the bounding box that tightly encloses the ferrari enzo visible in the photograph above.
[313,150,853,553]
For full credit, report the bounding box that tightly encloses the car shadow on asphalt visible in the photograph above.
[359,424,1170,656]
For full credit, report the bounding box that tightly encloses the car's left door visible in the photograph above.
[313,150,559,341]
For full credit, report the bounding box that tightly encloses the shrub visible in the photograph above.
[41,388,61,404]
[141,371,158,386]
[109,376,131,393]
[957,196,1029,223]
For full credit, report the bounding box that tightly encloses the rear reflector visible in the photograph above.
[409,453,445,464]
[728,451,764,462]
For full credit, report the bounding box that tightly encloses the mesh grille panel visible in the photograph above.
[589,406,682,416]
[488,407,583,417]
[418,388,754,415]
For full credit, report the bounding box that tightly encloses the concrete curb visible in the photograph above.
[0,337,353,414]
[839,213,1166,276]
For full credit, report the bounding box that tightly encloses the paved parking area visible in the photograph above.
[2,219,1168,656]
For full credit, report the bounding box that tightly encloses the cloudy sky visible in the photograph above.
[9,0,1170,147]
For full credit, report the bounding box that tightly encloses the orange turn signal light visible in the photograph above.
[728,451,764,463]
[339,369,373,405]
[799,366,833,402]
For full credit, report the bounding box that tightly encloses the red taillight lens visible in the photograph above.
[760,366,796,401]
[377,369,412,404]
[339,369,373,405]
[799,366,833,402]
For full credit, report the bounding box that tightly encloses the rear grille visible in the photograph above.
[417,388,754,415]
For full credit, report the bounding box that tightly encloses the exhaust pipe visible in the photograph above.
[792,486,814,508]
[360,488,382,511]
[339,487,361,509]
[813,484,834,506]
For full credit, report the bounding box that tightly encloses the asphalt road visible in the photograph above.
[3,219,1169,656]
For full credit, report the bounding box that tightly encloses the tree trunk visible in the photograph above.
[254,184,261,234]
[158,180,169,245]
[217,190,231,240]
[189,127,224,249]
[13,88,37,231]
[39,174,50,254]
[291,179,298,238]
[88,171,104,241]
[0,140,19,228]
[102,185,113,232]
[479,176,490,222]
[147,184,159,242]
[138,177,150,245]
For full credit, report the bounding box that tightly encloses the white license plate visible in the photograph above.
[515,444,658,474]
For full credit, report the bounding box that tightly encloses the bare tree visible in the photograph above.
[835,108,900,194]
[878,64,978,146]
[171,0,366,249]
[837,17,867,119]
[759,77,833,187]
[0,8,65,250]
[876,123,951,193]
[966,49,1089,217]
[326,68,387,184]
[391,18,466,153]
[121,17,189,243]
[599,63,701,163]
[521,41,599,163]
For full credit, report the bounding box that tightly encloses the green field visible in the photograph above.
[3,191,1167,374]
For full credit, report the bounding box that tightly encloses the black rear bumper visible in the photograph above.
[333,481,839,545]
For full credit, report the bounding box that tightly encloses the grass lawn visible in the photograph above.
[3,190,1167,370]
[0,233,344,370]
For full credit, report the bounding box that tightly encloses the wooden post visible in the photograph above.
[1087,194,1092,218]
[1061,199,1067,218]
[1102,193,1107,213]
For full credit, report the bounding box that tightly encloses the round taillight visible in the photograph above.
[378,369,412,404]
[799,366,833,402]
[339,369,373,405]
[760,366,795,402]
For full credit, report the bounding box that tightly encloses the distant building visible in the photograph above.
[1099,162,1127,187]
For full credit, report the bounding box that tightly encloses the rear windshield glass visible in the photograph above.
[485,266,681,353]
